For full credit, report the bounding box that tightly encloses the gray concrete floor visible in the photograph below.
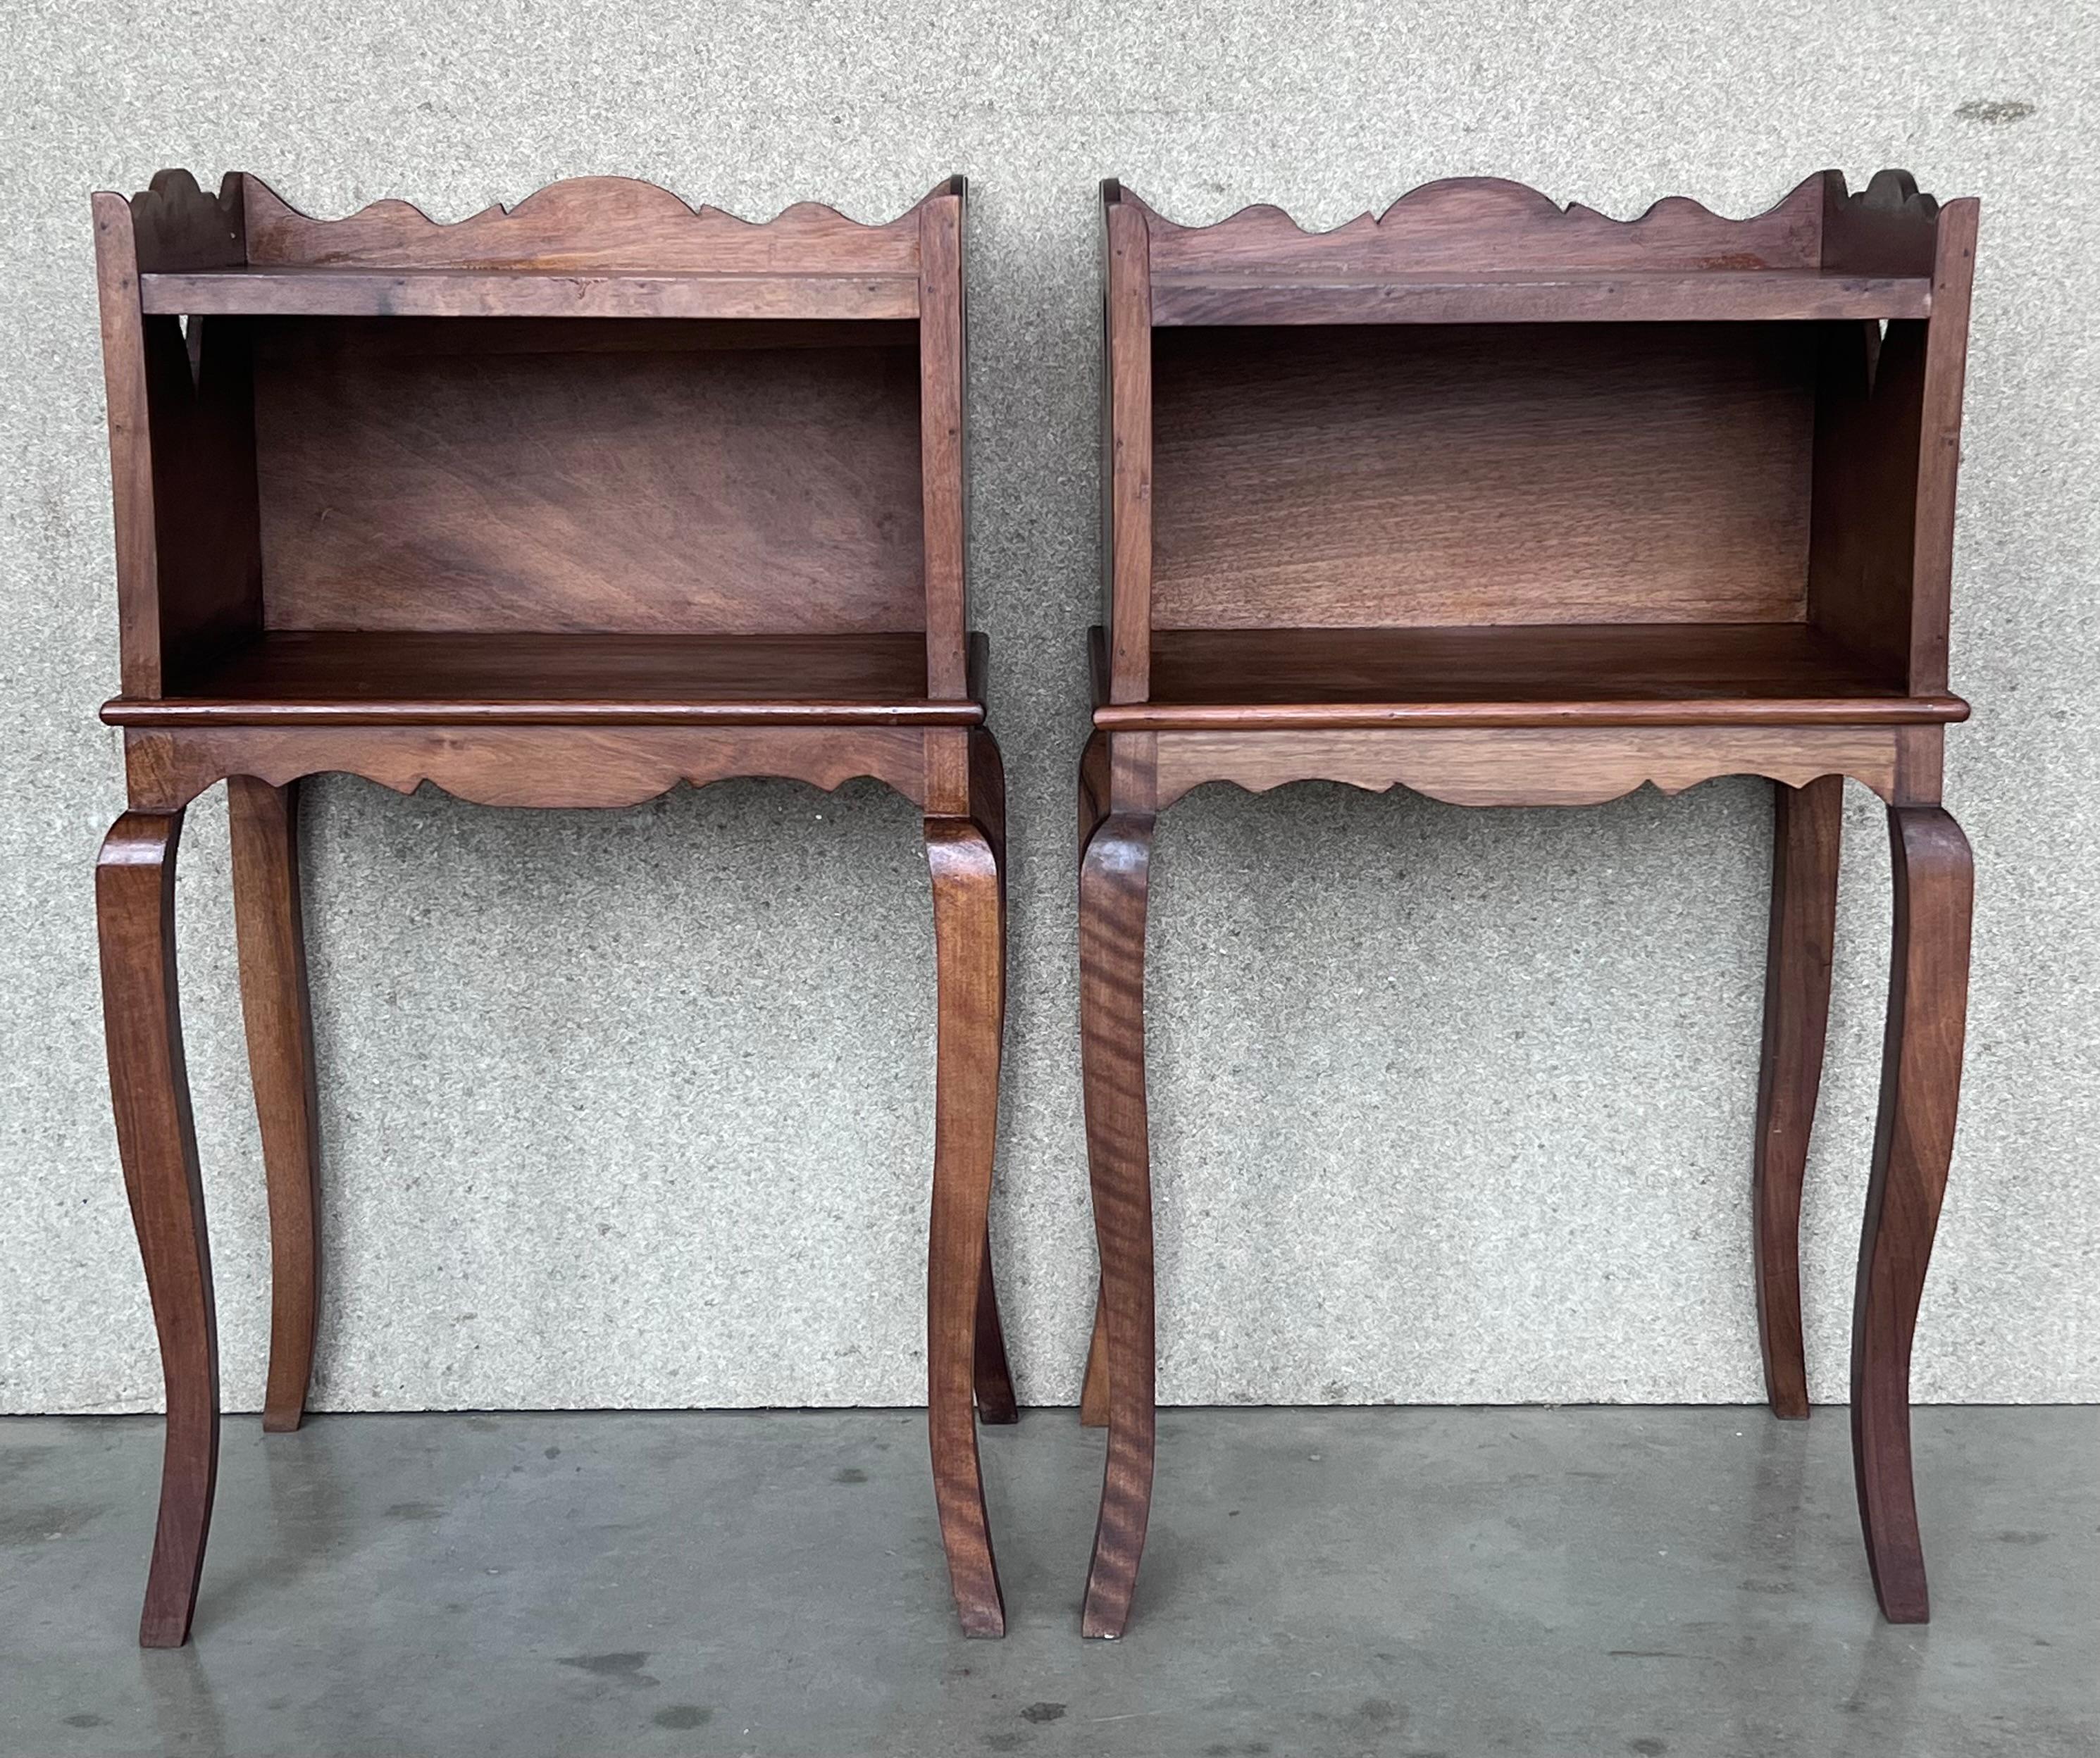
[0,1409,2092,1758]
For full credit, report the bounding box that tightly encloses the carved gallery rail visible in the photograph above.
[92,169,1014,1645]
[1075,170,1978,1638]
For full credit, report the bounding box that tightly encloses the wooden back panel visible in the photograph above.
[252,320,926,635]
[1149,323,1816,630]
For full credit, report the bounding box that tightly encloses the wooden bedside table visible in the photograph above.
[91,169,1014,1644]
[1074,170,1977,1638]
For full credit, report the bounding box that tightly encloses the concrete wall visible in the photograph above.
[4,1,2094,1414]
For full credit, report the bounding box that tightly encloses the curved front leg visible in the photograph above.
[964,733,1018,1426]
[1753,775,1841,1419]
[926,813,1007,1636]
[98,809,219,1647]
[1853,804,1972,1623]
[1076,730,1112,1429]
[1080,811,1157,1639]
[229,778,323,1433]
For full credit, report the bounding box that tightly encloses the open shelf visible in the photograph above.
[94,170,980,717]
[104,631,984,726]
[1090,626,1966,730]
[1098,170,1980,737]
[140,266,919,321]
[1148,267,1930,327]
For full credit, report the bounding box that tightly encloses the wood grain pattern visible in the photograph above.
[1150,268,1927,327]
[98,811,218,1648]
[1907,201,1980,695]
[1084,167,1976,1632]
[242,173,930,275]
[1076,731,1114,1429]
[120,725,934,813]
[1079,813,1158,1640]
[1806,316,1919,683]
[142,267,919,321]
[95,167,1001,1642]
[926,736,1010,1633]
[1150,324,1817,630]
[1853,805,1972,1623]
[919,185,970,697]
[250,332,925,637]
[1753,776,1842,1421]
[1092,625,1964,730]
[91,199,263,696]
[110,632,987,726]
[92,191,163,695]
[1104,187,1154,702]
[1129,173,1829,275]
[966,728,1018,1427]
[1150,726,1903,811]
[228,779,323,1434]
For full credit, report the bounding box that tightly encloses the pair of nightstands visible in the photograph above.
[91,167,1975,1647]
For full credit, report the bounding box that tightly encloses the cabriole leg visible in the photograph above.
[1076,730,1113,1428]
[229,777,323,1433]
[1753,775,1841,1418]
[99,809,218,1647]
[926,768,1008,1635]
[1852,804,1972,1623]
[1079,809,1157,1638]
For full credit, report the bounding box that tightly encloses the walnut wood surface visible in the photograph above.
[1853,806,1972,1622]
[919,187,970,697]
[249,331,925,639]
[1091,625,1965,730]
[1152,726,1906,810]
[1079,813,1157,1640]
[241,173,933,275]
[1753,776,1842,1421]
[926,733,1012,1635]
[142,267,919,321]
[1150,268,1929,327]
[122,725,939,813]
[1129,173,1832,275]
[1150,323,1818,631]
[94,168,1003,1641]
[1085,168,1977,1633]
[98,811,218,1647]
[1104,190,1154,703]
[1076,732,1115,1430]
[228,779,322,1434]
[108,632,988,726]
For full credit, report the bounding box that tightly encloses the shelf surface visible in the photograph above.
[141,266,920,322]
[1092,625,1967,729]
[108,632,983,727]
[1148,268,1932,326]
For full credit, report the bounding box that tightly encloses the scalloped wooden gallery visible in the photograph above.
[1076,172,1978,1638]
[90,170,1014,1644]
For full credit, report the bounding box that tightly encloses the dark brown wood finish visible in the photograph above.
[92,170,1009,1642]
[97,810,217,1647]
[1754,775,1843,1420]
[228,778,323,1433]
[1854,805,1972,1622]
[1080,171,1978,1637]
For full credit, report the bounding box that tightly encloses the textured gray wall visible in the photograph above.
[3,2,2094,1416]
